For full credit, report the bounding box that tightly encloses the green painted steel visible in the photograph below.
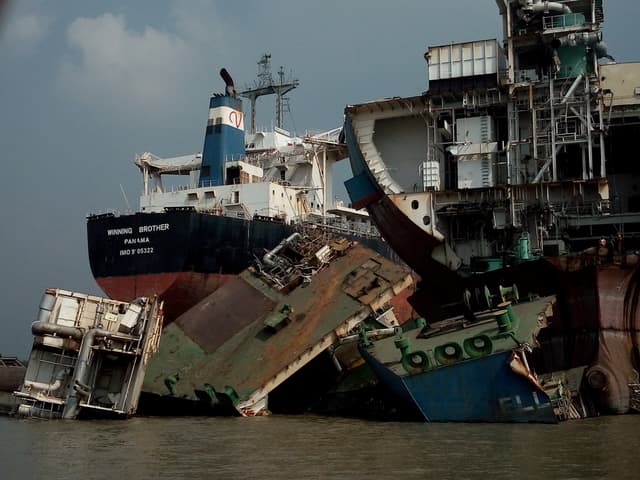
[361,295,556,401]
[403,350,430,373]
[264,304,294,330]
[496,310,512,334]
[394,335,430,374]
[143,322,206,395]
[463,335,493,358]
[434,342,464,365]
[517,235,530,260]
[550,13,586,29]
[557,45,587,79]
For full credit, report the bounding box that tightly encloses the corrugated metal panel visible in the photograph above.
[427,39,501,81]
[455,116,495,143]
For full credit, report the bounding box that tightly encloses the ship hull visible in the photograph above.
[94,271,234,321]
[360,347,557,423]
[88,210,396,321]
[88,210,296,320]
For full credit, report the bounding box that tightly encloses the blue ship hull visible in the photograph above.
[360,347,557,423]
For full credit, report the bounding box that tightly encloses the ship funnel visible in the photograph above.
[199,70,245,187]
[220,68,236,97]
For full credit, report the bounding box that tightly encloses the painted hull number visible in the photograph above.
[119,247,154,256]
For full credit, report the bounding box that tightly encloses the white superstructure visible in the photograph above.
[134,127,376,235]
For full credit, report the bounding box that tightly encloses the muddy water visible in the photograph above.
[0,414,638,479]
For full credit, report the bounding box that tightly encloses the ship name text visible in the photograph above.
[107,227,133,236]
[107,224,169,236]
[138,223,170,233]
[112,223,169,256]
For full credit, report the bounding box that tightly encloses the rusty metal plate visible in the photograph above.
[176,275,276,353]
[145,243,414,403]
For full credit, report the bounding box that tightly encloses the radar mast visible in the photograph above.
[239,53,300,134]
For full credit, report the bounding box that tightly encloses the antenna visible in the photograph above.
[120,184,131,212]
[239,53,299,134]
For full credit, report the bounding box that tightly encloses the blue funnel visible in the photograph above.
[199,71,245,187]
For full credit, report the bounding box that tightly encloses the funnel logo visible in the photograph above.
[229,110,243,129]
[209,105,244,130]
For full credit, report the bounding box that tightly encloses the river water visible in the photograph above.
[0,414,638,479]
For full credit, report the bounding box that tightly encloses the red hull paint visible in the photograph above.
[96,272,234,322]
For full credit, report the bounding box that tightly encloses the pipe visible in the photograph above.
[337,328,397,345]
[262,232,301,267]
[533,157,552,183]
[327,347,343,373]
[24,368,70,393]
[555,32,601,48]
[31,321,84,340]
[560,73,585,104]
[527,1,571,14]
[552,49,562,73]
[37,293,56,324]
[62,328,112,419]
[516,1,571,23]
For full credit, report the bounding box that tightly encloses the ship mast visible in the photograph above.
[239,53,300,134]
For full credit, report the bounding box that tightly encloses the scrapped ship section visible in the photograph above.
[344,0,640,416]
[345,0,640,280]
[360,294,561,423]
[14,289,163,419]
[139,231,414,417]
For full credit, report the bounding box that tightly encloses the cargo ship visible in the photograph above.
[87,55,391,321]
[344,0,640,416]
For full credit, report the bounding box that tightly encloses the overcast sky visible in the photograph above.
[1,0,638,357]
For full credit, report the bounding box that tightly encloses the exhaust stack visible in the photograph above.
[198,69,245,187]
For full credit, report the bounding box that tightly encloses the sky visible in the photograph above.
[1,0,639,357]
